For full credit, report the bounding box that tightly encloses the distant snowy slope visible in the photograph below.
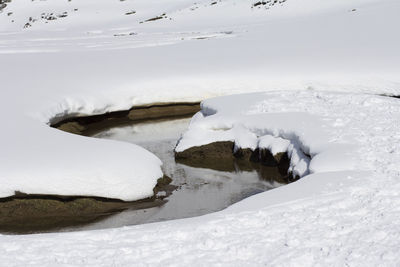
[1,0,399,116]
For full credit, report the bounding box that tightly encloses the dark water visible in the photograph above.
[63,117,283,232]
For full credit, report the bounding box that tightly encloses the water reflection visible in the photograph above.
[66,117,283,231]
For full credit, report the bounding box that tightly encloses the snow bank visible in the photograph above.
[258,135,290,156]
[175,91,365,178]
[0,122,163,201]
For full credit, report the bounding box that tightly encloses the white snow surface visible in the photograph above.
[2,90,400,266]
[1,0,400,265]
[258,135,290,156]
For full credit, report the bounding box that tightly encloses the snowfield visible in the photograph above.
[2,91,400,266]
[0,0,400,265]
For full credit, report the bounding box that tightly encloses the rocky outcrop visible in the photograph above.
[175,141,297,183]
[0,175,174,234]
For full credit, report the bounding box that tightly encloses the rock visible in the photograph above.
[153,175,176,199]
[128,103,200,121]
[175,141,294,181]
[57,121,86,135]
[175,141,237,172]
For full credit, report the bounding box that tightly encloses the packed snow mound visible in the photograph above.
[176,91,383,178]
[258,135,290,155]
[0,122,163,201]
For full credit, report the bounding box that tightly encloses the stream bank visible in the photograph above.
[0,103,291,234]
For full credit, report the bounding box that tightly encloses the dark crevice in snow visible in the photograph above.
[51,102,201,136]
[140,13,167,23]
[0,0,11,12]
[379,94,400,99]
[252,0,287,9]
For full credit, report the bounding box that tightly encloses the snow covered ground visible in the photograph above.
[2,91,400,266]
[0,0,400,265]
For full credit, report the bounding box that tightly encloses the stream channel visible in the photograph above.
[1,115,286,234]
[82,116,285,231]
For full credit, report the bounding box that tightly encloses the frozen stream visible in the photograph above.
[0,116,285,234]
[63,117,284,232]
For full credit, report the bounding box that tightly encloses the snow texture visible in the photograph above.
[0,0,400,265]
[2,90,400,266]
